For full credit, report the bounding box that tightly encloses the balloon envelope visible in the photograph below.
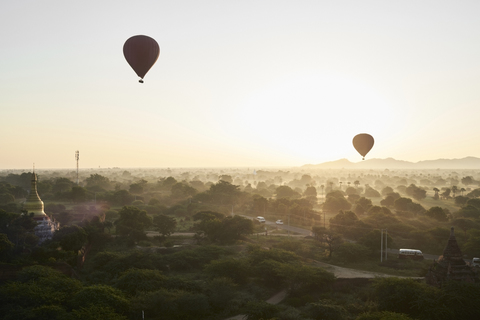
[123,35,160,81]
[352,134,374,160]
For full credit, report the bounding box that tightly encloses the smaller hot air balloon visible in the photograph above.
[123,35,160,83]
[353,133,374,160]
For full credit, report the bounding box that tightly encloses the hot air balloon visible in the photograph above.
[123,35,160,83]
[352,133,374,160]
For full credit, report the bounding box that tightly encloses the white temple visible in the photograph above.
[23,171,59,243]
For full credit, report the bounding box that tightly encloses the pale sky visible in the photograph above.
[1,1,480,169]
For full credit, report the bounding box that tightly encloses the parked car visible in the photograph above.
[256,216,266,223]
[275,220,283,225]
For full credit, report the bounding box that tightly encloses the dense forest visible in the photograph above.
[1,167,480,319]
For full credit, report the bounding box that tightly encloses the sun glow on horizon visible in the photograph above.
[230,73,403,164]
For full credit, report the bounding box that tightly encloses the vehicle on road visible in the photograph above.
[398,249,424,260]
[275,220,283,225]
[256,216,266,223]
[472,257,480,267]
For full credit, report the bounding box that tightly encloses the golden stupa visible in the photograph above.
[23,171,46,218]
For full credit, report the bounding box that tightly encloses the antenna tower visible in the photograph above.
[75,151,79,185]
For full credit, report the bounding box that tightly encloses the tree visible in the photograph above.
[425,206,448,221]
[359,229,394,256]
[461,176,475,186]
[129,180,147,194]
[372,277,438,319]
[251,196,268,215]
[348,193,361,204]
[0,233,14,261]
[303,300,348,320]
[345,186,358,195]
[193,212,253,244]
[0,265,83,318]
[303,186,317,198]
[110,189,135,206]
[452,218,478,238]
[69,285,130,315]
[153,214,177,239]
[323,196,351,214]
[394,197,413,212]
[323,230,343,258]
[353,196,373,215]
[275,185,301,199]
[433,187,440,200]
[115,269,166,296]
[53,211,72,226]
[218,175,233,183]
[71,186,87,203]
[52,225,87,254]
[466,198,480,210]
[205,277,237,312]
[115,206,152,241]
[52,177,74,193]
[455,205,480,219]
[243,301,282,320]
[204,258,250,285]
[454,196,469,206]
[381,186,394,196]
[380,195,396,207]
[364,186,381,198]
[160,176,177,189]
[440,188,451,199]
[463,229,480,257]
[85,174,112,190]
[451,185,458,198]
[206,181,242,205]
[0,193,15,205]
[405,184,427,201]
[0,210,38,251]
[171,182,197,199]
[329,210,358,232]
[70,305,128,320]
[335,242,370,263]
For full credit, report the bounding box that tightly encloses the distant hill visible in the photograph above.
[302,157,480,169]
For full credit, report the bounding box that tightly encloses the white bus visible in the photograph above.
[398,249,424,260]
[472,257,480,267]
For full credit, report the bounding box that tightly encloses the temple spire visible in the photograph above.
[23,168,46,217]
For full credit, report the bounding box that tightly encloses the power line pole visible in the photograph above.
[385,229,388,261]
[381,229,388,262]
[381,229,383,262]
[288,215,290,237]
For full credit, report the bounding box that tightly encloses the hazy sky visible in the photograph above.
[2,1,480,169]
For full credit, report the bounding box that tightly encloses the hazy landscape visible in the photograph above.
[2,1,480,320]
[2,159,480,319]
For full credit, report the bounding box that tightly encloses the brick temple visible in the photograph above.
[425,227,477,286]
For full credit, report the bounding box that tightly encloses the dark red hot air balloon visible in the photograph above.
[123,35,160,83]
[352,133,374,160]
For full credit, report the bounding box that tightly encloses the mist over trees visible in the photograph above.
[1,166,480,319]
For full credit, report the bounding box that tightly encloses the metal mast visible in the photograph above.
[75,150,79,185]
